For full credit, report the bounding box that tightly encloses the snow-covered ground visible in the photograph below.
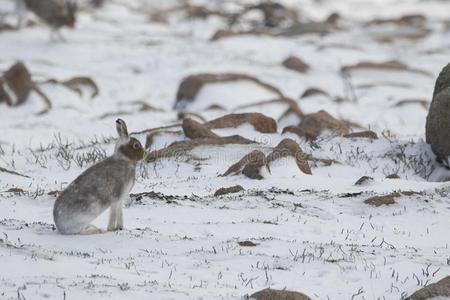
[0,0,450,299]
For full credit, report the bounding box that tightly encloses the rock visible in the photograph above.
[214,185,244,196]
[393,98,429,110]
[150,3,226,24]
[47,190,60,197]
[386,174,400,179]
[174,73,284,110]
[297,110,350,139]
[433,63,450,98]
[177,112,206,123]
[146,136,255,162]
[213,10,334,40]
[211,29,238,40]
[365,15,430,42]
[131,101,164,113]
[46,76,99,100]
[206,104,225,110]
[212,20,330,40]
[0,62,52,113]
[242,157,268,180]
[364,192,399,207]
[228,2,298,29]
[344,131,378,139]
[90,0,105,8]
[182,118,218,139]
[401,191,423,196]
[426,63,450,165]
[249,288,312,300]
[149,12,168,24]
[6,187,25,194]
[282,56,310,73]
[176,74,209,104]
[183,4,217,19]
[300,87,329,99]
[250,2,298,28]
[367,14,426,27]
[266,139,311,175]
[61,77,99,99]
[223,150,268,180]
[278,22,330,37]
[211,28,272,41]
[406,276,450,299]
[354,176,374,185]
[0,62,34,106]
[325,12,340,25]
[238,241,258,247]
[0,23,16,32]
[341,60,431,77]
[205,113,277,133]
[0,62,71,113]
[396,14,426,27]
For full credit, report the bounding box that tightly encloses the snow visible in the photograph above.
[1,0,450,299]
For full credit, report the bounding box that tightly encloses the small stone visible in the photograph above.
[249,288,312,300]
[267,138,311,175]
[182,118,218,139]
[426,62,450,166]
[386,174,400,179]
[354,176,374,185]
[282,56,310,73]
[364,192,399,207]
[300,87,329,99]
[214,185,244,196]
[406,275,450,299]
[205,113,277,133]
[344,131,378,139]
[223,150,267,180]
[238,241,258,247]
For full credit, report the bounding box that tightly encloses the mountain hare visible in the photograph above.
[53,119,145,235]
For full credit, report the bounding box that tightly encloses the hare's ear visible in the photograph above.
[116,119,128,138]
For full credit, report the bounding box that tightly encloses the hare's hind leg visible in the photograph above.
[81,224,103,235]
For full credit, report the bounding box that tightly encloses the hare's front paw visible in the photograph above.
[107,223,115,231]
[107,225,123,231]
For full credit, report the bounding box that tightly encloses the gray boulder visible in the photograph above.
[249,288,312,300]
[406,275,450,299]
[426,63,450,165]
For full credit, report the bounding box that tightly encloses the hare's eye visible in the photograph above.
[133,142,140,149]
